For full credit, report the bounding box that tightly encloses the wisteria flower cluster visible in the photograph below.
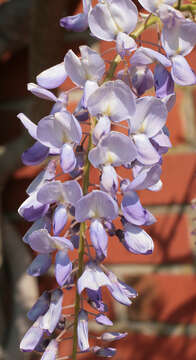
[18,0,196,359]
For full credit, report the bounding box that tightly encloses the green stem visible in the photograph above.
[72,127,93,360]
[131,15,159,39]
[104,54,122,82]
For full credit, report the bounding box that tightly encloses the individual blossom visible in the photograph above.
[128,96,168,165]
[20,317,44,352]
[77,310,89,351]
[92,346,117,358]
[60,0,91,32]
[95,314,113,326]
[27,291,50,322]
[87,80,136,123]
[121,190,156,226]
[159,5,196,86]
[87,288,108,313]
[65,45,105,87]
[101,332,127,341]
[77,262,112,294]
[40,289,63,334]
[88,0,137,54]
[154,63,174,98]
[27,254,52,277]
[89,131,137,169]
[122,222,154,255]
[122,163,162,192]
[28,229,73,286]
[129,65,154,97]
[22,214,52,244]
[76,191,118,260]
[36,62,67,89]
[37,179,82,234]
[130,46,171,68]
[18,160,56,222]
[88,131,137,197]
[36,111,82,173]
[41,339,58,360]
[107,271,137,306]
[138,0,176,15]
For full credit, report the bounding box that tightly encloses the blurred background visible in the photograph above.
[0,0,196,359]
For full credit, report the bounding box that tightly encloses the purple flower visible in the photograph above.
[60,0,91,32]
[128,96,168,165]
[87,80,136,122]
[100,165,118,197]
[55,250,72,287]
[65,45,105,87]
[41,289,63,334]
[36,62,67,89]
[52,204,68,236]
[22,141,49,166]
[18,161,56,222]
[129,65,154,96]
[90,219,108,261]
[77,310,89,351]
[129,163,162,191]
[171,55,196,86]
[107,272,137,306]
[23,215,51,244]
[123,223,154,255]
[92,115,111,145]
[159,5,196,58]
[27,83,58,102]
[27,254,52,277]
[36,111,82,173]
[37,179,82,230]
[154,63,174,98]
[121,190,156,226]
[27,291,50,322]
[130,47,171,68]
[37,179,82,207]
[92,346,117,357]
[116,32,137,58]
[41,339,58,360]
[77,262,111,294]
[101,332,128,341]
[159,6,196,85]
[89,131,137,168]
[138,0,176,15]
[87,288,108,312]
[75,190,118,222]
[28,229,73,253]
[20,317,44,352]
[88,0,138,41]
[96,314,113,326]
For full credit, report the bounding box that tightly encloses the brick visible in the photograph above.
[140,153,196,206]
[105,213,192,265]
[69,333,196,360]
[108,334,196,360]
[127,274,196,324]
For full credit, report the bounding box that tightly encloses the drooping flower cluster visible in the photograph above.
[18,0,196,359]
